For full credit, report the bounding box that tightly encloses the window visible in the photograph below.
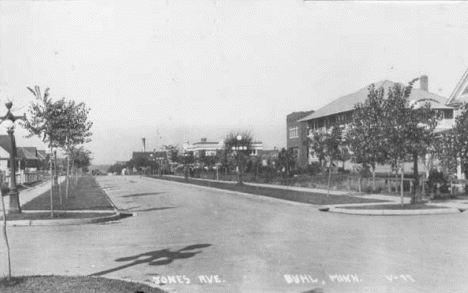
[443,109,453,119]
[206,150,216,156]
[289,126,299,139]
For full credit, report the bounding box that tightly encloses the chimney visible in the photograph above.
[142,138,146,152]
[420,75,428,92]
[201,138,207,142]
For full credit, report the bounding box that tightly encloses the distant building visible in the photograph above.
[17,147,43,170]
[132,151,170,172]
[286,111,314,168]
[258,148,279,167]
[185,138,263,157]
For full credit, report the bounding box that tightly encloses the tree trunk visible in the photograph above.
[400,163,404,206]
[1,184,12,280]
[66,155,70,198]
[372,165,376,192]
[72,161,76,187]
[412,152,419,204]
[327,164,332,197]
[55,151,62,205]
[50,146,54,218]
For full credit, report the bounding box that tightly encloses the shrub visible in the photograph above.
[338,167,350,174]
[307,163,322,175]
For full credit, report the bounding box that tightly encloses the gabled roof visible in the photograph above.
[0,135,12,154]
[299,80,451,122]
[17,147,39,160]
[446,68,468,106]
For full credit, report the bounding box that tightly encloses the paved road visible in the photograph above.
[1,176,468,293]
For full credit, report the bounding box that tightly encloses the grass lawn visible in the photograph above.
[21,176,114,211]
[338,204,446,210]
[0,276,166,293]
[1,211,116,221]
[149,176,389,205]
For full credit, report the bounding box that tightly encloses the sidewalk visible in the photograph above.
[20,176,66,206]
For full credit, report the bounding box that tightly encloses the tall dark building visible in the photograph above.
[286,110,314,169]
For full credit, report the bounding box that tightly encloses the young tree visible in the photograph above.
[308,125,344,195]
[224,131,253,184]
[349,80,439,203]
[57,100,92,198]
[347,85,389,190]
[382,80,439,203]
[308,128,327,166]
[23,86,69,218]
[163,144,179,173]
[71,146,92,182]
[277,148,297,177]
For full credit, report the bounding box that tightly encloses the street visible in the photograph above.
[2,176,468,293]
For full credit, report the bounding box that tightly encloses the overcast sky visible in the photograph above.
[1,0,467,165]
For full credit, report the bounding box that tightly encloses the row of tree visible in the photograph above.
[23,86,93,215]
[308,78,468,203]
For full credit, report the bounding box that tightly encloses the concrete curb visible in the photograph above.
[5,211,126,227]
[325,206,463,216]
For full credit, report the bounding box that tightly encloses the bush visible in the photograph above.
[338,167,350,174]
[427,169,450,197]
[307,163,322,175]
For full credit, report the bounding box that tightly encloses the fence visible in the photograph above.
[2,170,45,186]
[346,176,419,194]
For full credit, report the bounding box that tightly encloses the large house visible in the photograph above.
[294,75,454,168]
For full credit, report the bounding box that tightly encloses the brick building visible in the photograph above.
[286,110,314,169]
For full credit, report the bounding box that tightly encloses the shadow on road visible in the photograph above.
[91,244,212,276]
[122,192,165,198]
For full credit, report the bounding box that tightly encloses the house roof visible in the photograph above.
[17,147,39,160]
[193,141,220,145]
[446,68,468,106]
[0,135,12,154]
[298,80,451,122]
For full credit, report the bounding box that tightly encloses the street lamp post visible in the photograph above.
[0,99,25,214]
[232,135,247,185]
